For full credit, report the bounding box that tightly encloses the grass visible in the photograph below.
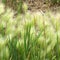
[2,0,27,14]
[0,4,60,60]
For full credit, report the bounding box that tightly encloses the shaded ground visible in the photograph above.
[26,0,60,12]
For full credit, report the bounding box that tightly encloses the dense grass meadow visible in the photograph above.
[0,3,60,60]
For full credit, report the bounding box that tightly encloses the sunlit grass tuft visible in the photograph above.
[0,3,60,60]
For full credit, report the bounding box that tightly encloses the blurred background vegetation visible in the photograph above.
[1,0,60,13]
[2,0,27,13]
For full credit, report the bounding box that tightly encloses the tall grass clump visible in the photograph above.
[2,0,28,13]
[0,3,60,60]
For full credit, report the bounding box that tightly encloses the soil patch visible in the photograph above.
[26,0,60,12]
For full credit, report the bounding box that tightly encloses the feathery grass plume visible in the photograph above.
[0,3,60,60]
